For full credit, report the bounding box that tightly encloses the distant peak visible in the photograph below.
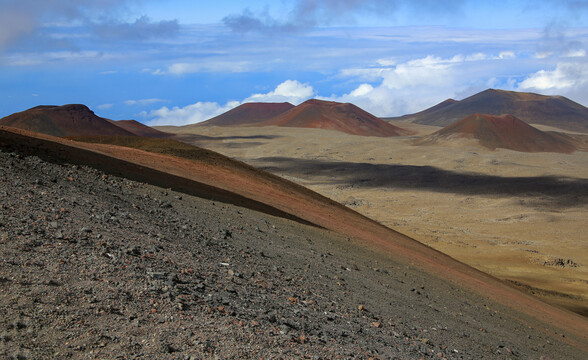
[31,105,58,110]
[60,104,93,111]
[442,98,458,104]
[302,99,338,106]
[241,101,293,106]
[30,104,94,113]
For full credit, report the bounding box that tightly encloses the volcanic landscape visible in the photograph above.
[1,91,588,359]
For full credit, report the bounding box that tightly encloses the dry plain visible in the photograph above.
[159,122,588,316]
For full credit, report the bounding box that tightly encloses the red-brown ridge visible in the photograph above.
[387,89,588,133]
[197,102,295,127]
[0,104,169,138]
[106,119,170,138]
[197,99,412,137]
[262,99,413,137]
[429,113,577,153]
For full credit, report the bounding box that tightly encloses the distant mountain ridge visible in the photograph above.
[105,119,170,138]
[387,89,588,133]
[0,104,169,138]
[198,102,295,127]
[199,99,412,137]
[419,113,578,153]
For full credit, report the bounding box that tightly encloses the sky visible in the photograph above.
[1,0,587,126]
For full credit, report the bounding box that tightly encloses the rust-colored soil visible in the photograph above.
[1,125,587,350]
[260,99,412,137]
[0,105,135,137]
[106,119,171,138]
[197,102,295,127]
[389,88,588,132]
[195,99,413,137]
[425,113,578,153]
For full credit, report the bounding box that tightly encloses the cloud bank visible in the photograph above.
[322,52,527,116]
[223,0,465,33]
[0,0,178,52]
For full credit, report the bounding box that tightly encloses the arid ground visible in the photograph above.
[161,122,588,316]
[2,125,587,358]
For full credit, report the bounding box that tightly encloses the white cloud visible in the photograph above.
[535,51,553,59]
[327,52,523,116]
[5,50,117,66]
[465,53,487,61]
[244,80,314,103]
[152,61,253,75]
[0,1,178,53]
[349,84,374,97]
[518,62,588,91]
[97,103,113,110]
[124,98,166,106]
[143,101,240,127]
[143,80,315,126]
[328,55,462,115]
[565,49,587,58]
[498,51,516,59]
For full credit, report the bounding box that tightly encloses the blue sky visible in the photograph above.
[1,0,587,126]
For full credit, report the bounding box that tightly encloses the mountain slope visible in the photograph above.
[421,113,578,153]
[388,89,588,132]
[262,99,412,137]
[1,125,587,357]
[2,128,587,358]
[197,102,295,127]
[0,104,169,138]
[106,119,171,138]
[0,105,136,137]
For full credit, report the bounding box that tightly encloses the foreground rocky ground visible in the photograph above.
[0,147,586,359]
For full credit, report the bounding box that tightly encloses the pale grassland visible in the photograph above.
[158,123,588,315]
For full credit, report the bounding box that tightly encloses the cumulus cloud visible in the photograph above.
[144,80,315,126]
[518,62,588,91]
[243,80,314,103]
[327,52,521,116]
[143,101,240,127]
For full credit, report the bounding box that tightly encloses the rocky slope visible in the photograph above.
[0,127,587,359]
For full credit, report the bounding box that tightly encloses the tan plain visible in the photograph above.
[160,122,588,315]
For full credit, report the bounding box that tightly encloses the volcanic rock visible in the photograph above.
[0,125,586,358]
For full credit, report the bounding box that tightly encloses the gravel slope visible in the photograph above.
[0,138,587,358]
